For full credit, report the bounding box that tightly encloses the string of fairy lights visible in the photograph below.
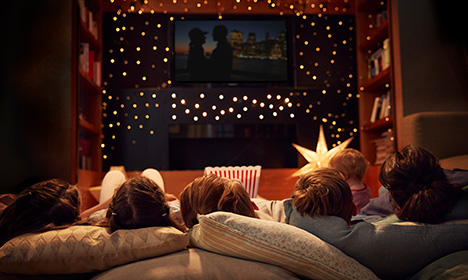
[100,0,359,167]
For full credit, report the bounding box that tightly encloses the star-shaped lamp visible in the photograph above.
[292,125,354,177]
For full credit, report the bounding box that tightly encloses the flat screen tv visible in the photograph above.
[173,18,290,84]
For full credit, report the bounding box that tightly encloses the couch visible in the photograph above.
[1,211,468,280]
[399,111,468,170]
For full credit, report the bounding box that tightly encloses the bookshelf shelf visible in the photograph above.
[361,68,391,91]
[79,117,100,136]
[358,20,389,52]
[79,69,101,93]
[79,21,100,51]
[362,115,393,132]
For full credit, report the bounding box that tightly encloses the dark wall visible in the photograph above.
[0,0,74,193]
[101,12,359,171]
[394,0,468,115]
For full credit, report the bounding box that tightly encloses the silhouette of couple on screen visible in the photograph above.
[187,25,233,82]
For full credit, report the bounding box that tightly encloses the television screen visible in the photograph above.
[173,19,289,84]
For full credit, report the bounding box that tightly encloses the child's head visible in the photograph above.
[329,148,369,181]
[291,168,355,224]
[0,179,81,246]
[106,175,174,232]
[180,173,257,228]
[379,145,462,224]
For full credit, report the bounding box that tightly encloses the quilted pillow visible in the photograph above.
[189,212,379,280]
[0,225,188,274]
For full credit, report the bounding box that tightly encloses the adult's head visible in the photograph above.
[329,148,369,181]
[0,179,81,246]
[106,175,174,232]
[292,168,355,224]
[188,27,207,45]
[379,145,462,224]
[180,173,257,228]
[212,25,228,41]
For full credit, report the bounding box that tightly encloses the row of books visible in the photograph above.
[78,0,99,40]
[370,90,392,123]
[79,42,102,86]
[79,138,93,170]
[372,130,395,165]
[367,38,390,79]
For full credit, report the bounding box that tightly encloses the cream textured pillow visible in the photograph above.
[190,212,379,280]
[0,225,188,274]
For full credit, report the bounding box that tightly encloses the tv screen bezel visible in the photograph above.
[170,15,294,87]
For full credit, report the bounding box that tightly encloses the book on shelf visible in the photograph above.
[94,61,102,86]
[370,96,382,123]
[78,0,99,40]
[382,90,392,117]
[79,138,92,170]
[375,10,387,27]
[78,0,87,23]
[367,40,390,79]
[88,50,94,80]
[370,90,392,123]
[79,43,101,85]
[79,155,93,170]
[79,42,89,74]
[379,94,387,120]
[367,48,383,78]
[382,38,391,69]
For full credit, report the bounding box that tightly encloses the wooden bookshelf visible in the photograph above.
[356,0,396,166]
[76,0,104,207]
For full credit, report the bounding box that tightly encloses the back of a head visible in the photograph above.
[213,25,228,39]
[180,174,256,228]
[107,176,172,232]
[329,148,369,181]
[292,168,354,224]
[379,145,462,224]
[0,179,81,246]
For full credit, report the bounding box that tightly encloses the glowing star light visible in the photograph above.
[292,125,354,177]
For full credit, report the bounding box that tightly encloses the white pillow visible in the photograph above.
[0,225,188,274]
[189,212,379,280]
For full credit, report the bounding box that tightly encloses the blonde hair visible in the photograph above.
[180,174,257,228]
[292,168,354,224]
[329,148,369,181]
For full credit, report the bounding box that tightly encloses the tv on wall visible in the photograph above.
[173,18,290,84]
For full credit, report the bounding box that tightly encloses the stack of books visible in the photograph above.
[372,130,395,165]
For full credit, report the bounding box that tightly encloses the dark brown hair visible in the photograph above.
[292,168,355,224]
[0,179,81,247]
[106,176,182,232]
[379,145,462,224]
[180,173,257,228]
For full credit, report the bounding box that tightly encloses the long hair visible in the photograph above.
[180,174,257,228]
[106,176,182,232]
[0,179,81,247]
[379,145,462,224]
[292,168,355,224]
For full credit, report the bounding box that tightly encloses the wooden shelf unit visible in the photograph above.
[356,0,396,165]
[76,0,104,209]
